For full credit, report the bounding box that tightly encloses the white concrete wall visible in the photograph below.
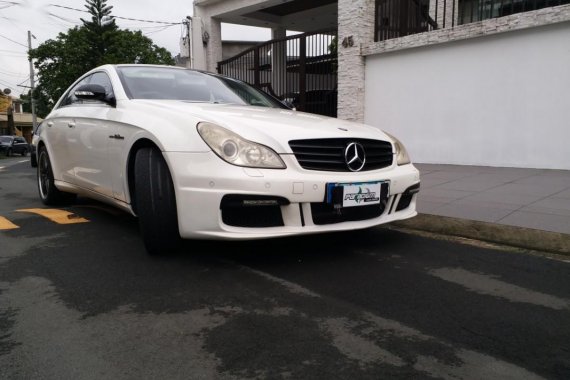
[364,22,570,170]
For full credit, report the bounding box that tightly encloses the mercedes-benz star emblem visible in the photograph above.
[345,142,366,172]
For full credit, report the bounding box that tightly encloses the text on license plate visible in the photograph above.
[326,181,388,208]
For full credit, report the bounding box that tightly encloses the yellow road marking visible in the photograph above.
[16,208,89,225]
[0,216,19,230]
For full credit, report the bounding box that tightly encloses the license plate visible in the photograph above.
[326,181,389,208]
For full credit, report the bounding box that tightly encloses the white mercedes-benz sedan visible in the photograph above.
[37,64,420,254]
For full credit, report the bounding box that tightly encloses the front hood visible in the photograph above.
[131,100,394,153]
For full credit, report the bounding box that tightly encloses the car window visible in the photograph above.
[0,136,12,143]
[15,137,26,144]
[116,66,286,108]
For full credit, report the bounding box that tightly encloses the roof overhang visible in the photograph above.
[195,0,338,32]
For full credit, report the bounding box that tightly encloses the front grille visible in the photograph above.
[289,138,393,172]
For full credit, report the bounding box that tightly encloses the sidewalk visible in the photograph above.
[394,163,570,254]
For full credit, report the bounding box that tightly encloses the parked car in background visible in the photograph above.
[30,122,43,167]
[36,64,420,255]
[0,135,29,157]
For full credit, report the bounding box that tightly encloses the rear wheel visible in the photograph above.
[37,146,76,205]
[134,147,180,255]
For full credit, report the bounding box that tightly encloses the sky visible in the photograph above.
[0,0,270,97]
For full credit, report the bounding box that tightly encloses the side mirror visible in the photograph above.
[75,84,116,106]
[282,100,296,110]
[75,84,106,100]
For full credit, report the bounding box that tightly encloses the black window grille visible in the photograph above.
[375,0,570,42]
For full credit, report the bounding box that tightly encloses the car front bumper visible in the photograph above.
[165,151,420,240]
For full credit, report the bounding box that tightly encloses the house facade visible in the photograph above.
[191,0,570,170]
[0,94,40,142]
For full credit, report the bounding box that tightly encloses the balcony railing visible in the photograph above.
[375,0,570,42]
[217,30,338,117]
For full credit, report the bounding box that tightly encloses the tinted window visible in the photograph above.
[0,136,12,143]
[116,66,285,108]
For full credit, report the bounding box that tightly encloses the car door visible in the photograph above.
[64,71,120,198]
[47,77,90,184]
[89,71,131,202]
[12,137,26,154]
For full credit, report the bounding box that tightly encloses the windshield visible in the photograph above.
[0,136,12,143]
[116,66,286,109]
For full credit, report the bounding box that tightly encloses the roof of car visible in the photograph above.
[111,64,211,75]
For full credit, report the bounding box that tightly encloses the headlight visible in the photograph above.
[197,122,286,169]
[384,132,411,166]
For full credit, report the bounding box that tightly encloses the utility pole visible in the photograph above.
[28,31,37,131]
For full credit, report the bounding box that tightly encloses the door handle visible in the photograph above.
[108,134,125,140]
[68,122,76,128]
[47,121,54,127]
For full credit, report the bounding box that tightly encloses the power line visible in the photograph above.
[47,11,82,25]
[0,67,27,76]
[17,77,30,86]
[143,24,177,36]
[0,79,17,91]
[48,4,181,25]
[0,48,26,54]
[0,33,27,48]
[0,52,27,57]
[0,1,19,10]
[0,72,27,78]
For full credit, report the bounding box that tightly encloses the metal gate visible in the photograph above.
[217,30,338,117]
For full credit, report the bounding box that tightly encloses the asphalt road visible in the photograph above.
[1,157,569,380]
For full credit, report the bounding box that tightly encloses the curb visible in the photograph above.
[390,214,570,255]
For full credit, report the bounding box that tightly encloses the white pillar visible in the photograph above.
[190,17,206,70]
[205,18,222,73]
[337,0,376,122]
[192,3,222,73]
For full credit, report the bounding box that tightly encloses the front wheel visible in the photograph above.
[37,146,76,205]
[134,147,181,255]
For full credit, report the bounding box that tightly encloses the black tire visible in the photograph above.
[134,147,180,254]
[37,146,76,205]
[22,148,28,157]
[30,152,37,168]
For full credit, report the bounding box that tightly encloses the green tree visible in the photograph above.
[20,87,51,119]
[29,0,174,117]
[80,0,118,67]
